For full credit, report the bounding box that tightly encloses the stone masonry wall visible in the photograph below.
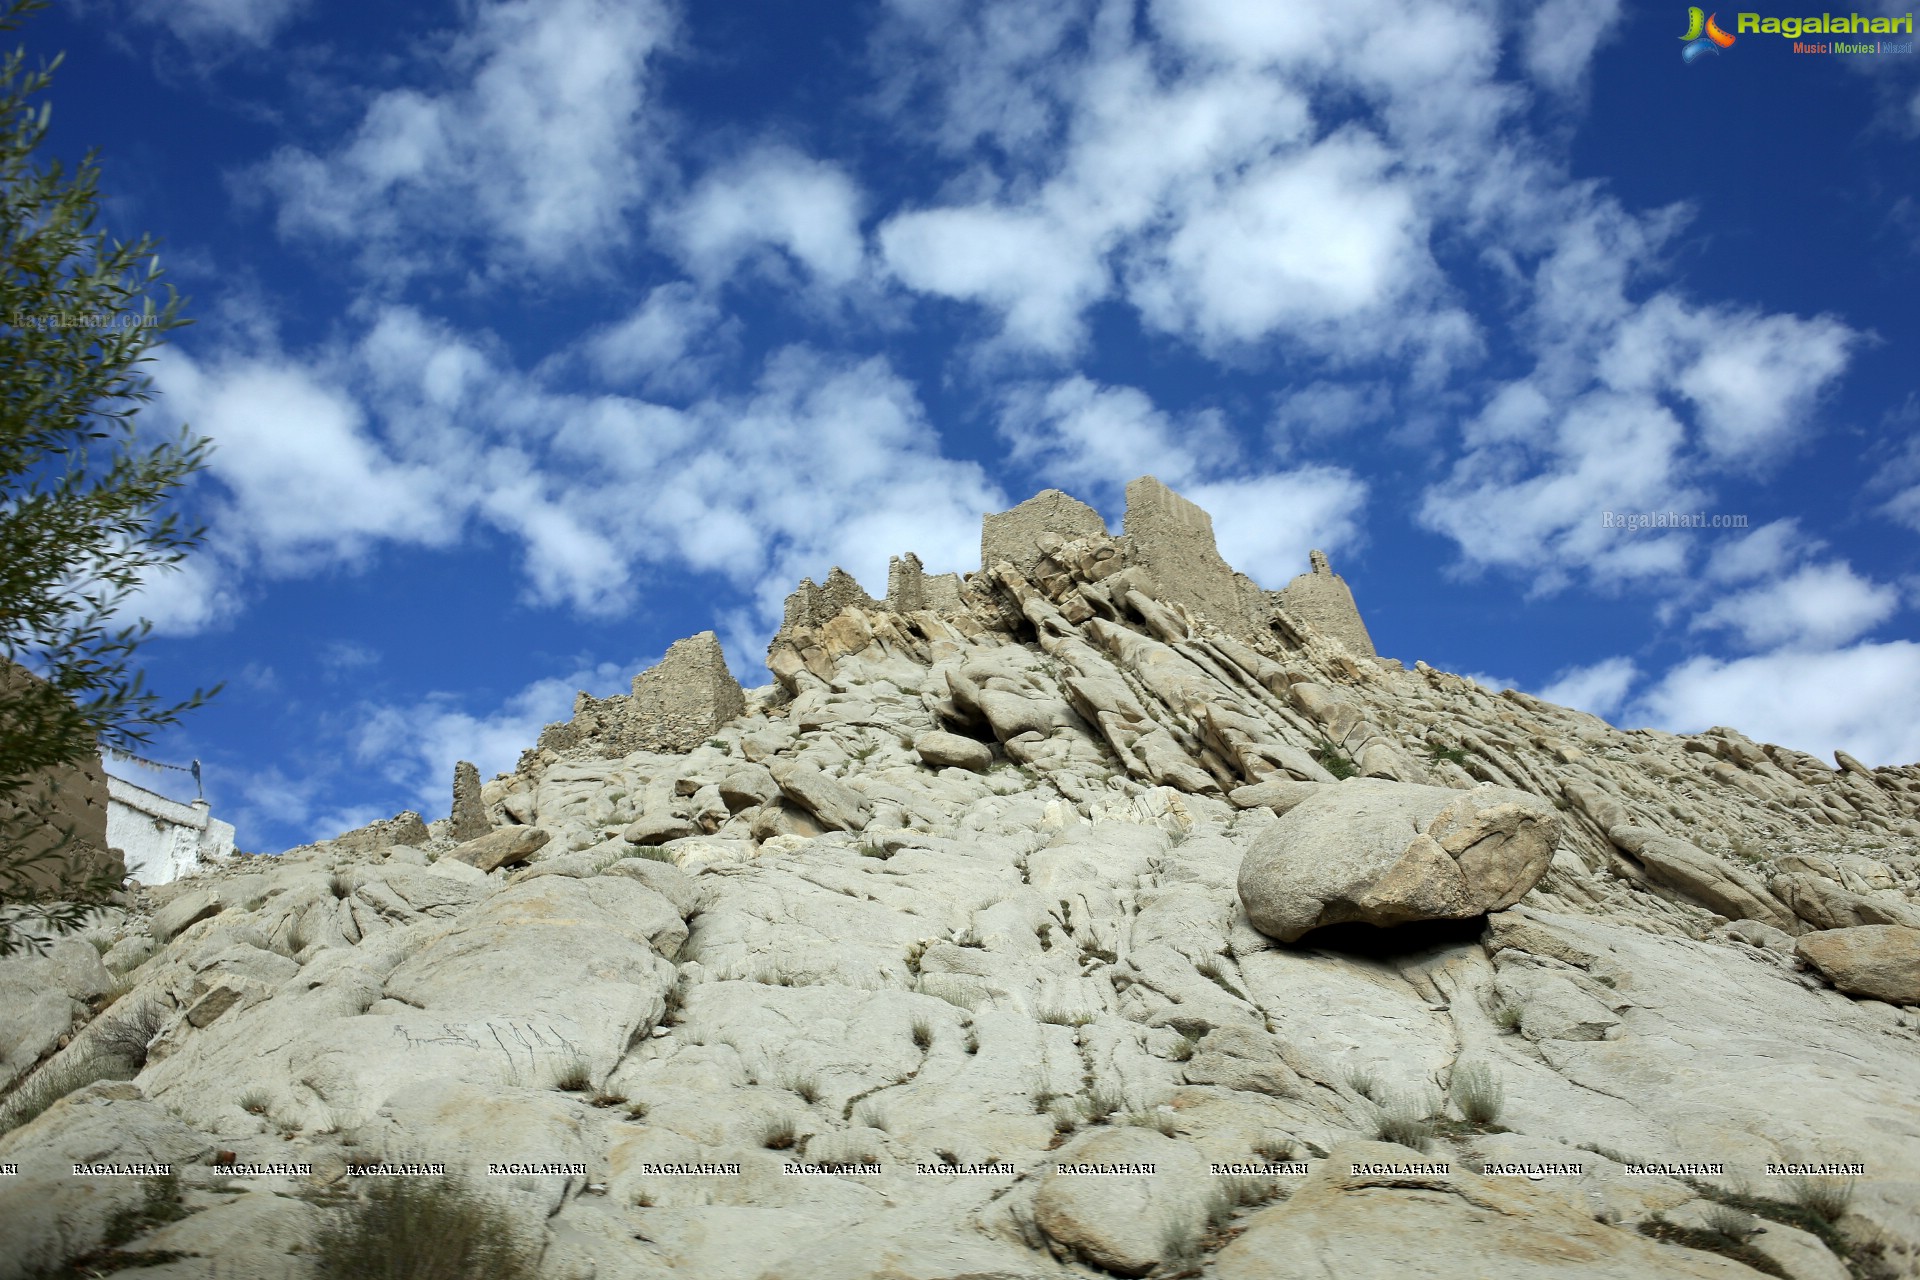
[980,489,1108,579]
[1277,549,1377,658]
[1119,476,1258,640]
[522,631,749,768]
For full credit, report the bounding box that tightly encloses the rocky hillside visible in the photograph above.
[3,478,1918,1280]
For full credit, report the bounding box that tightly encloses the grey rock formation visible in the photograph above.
[3,482,1919,1280]
[1238,781,1560,942]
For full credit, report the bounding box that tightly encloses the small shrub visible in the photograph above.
[1048,1098,1079,1135]
[1343,1067,1379,1102]
[633,846,676,864]
[1081,1086,1123,1125]
[1786,1174,1854,1222]
[551,1058,592,1093]
[1036,1003,1092,1027]
[1702,1204,1759,1242]
[1253,1133,1296,1164]
[328,871,354,900]
[858,842,891,860]
[759,1116,797,1150]
[1426,744,1470,765]
[625,1100,651,1122]
[1491,1000,1524,1033]
[588,1091,626,1109]
[310,1174,541,1280]
[101,1168,188,1248]
[1449,1063,1504,1126]
[95,1000,169,1070]
[911,1017,933,1051]
[1170,1029,1201,1062]
[1158,1218,1205,1277]
[1313,739,1357,780]
[852,1098,890,1132]
[239,1088,272,1116]
[1121,1109,1179,1137]
[788,1072,822,1105]
[1221,1172,1283,1209]
[1374,1100,1434,1152]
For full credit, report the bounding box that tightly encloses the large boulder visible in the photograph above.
[768,761,871,832]
[444,825,550,872]
[1795,926,1920,1005]
[913,730,994,773]
[1238,780,1559,943]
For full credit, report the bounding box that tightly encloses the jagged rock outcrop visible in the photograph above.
[3,479,1919,1280]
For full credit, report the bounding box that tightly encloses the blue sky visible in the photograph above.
[23,0,1919,852]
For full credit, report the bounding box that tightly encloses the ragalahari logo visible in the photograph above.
[1681,7,1738,59]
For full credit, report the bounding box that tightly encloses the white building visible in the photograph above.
[106,774,235,884]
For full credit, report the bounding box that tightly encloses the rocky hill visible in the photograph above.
[2,477,1917,1280]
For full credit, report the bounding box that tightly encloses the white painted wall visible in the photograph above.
[106,775,235,884]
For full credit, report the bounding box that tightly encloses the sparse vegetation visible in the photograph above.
[1343,1066,1379,1101]
[787,1072,822,1105]
[1036,1003,1093,1027]
[759,1115,797,1150]
[911,1016,933,1051]
[1448,1063,1505,1126]
[1636,1213,1789,1279]
[0,1050,128,1136]
[1490,999,1524,1033]
[1373,1097,1434,1151]
[1425,744,1471,766]
[852,1098,890,1131]
[1787,1174,1855,1222]
[1158,1218,1205,1277]
[1170,1028,1203,1062]
[309,1174,541,1280]
[551,1058,592,1093]
[1313,738,1357,780]
[238,1087,271,1115]
[328,871,353,900]
[1121,1109,1180,1137]
[1253,1133,1296,1164]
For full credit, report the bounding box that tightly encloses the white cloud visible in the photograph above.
[1631,642,1920,767]
[880,205,1109,355]
[258,0,673,279]
[1693,562,1900,651]
[1536,656,1638,718]
[109,0,307,52]
[666,148,867,287]
[1187,472,1369,586]
[578,283,736,395]
[155,350,461,574]
[1704,519,1810,584]
[1128,128,1438,350]
[1521,0,1624,92]
[1420,390,1704,586]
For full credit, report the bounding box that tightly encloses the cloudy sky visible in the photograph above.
[25,0,1919,851]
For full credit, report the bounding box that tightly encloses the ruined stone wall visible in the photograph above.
[1119,476,1259,640]
[632,631,748,744]
[980,489,1108,579]
[0,660,121,898]
[885,553,964,615]
[1277,550,1377,658]
[520,631,749,769]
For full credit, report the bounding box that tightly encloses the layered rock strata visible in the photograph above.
[3,480,1919,1280]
